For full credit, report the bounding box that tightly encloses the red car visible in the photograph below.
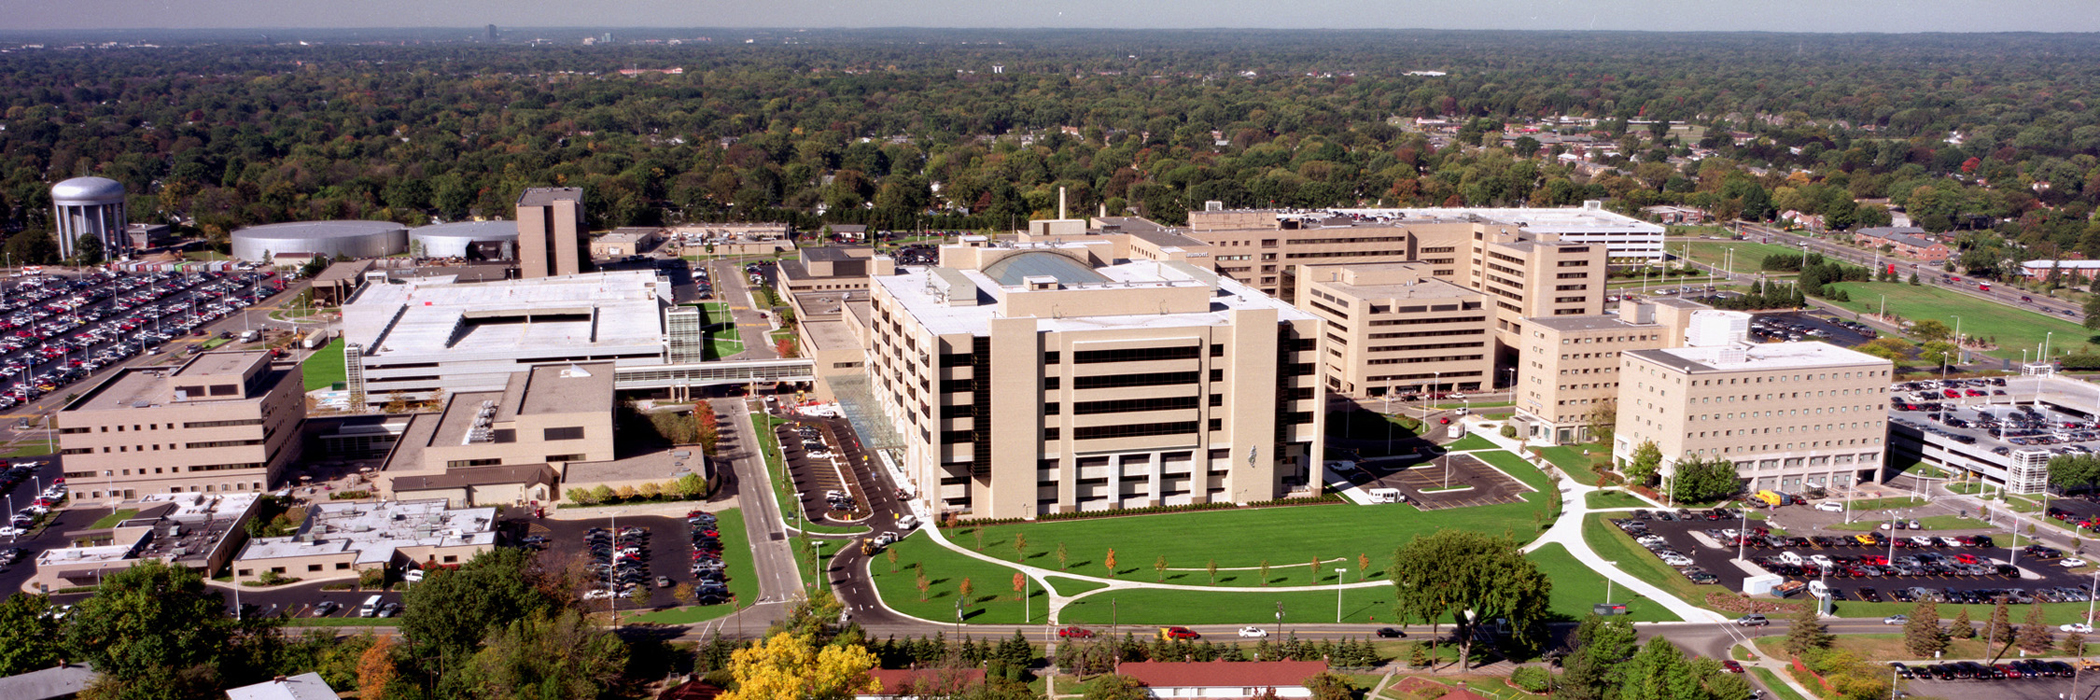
[1942,389,1961,399]
[1722,660,1745,674]
[1159,626,1200,640]
[1057,626,1096,639]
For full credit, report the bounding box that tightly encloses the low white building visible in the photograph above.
[1116,660,1329,699]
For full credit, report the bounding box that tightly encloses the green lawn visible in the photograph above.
[1529,543,1680,622]
[1682,240,1812,276]
[1537,443,1611,486]
[1470,449,1552,492]
[946,493,1549,584]
[1750,668,1810,700]
[1824,281,2099,360]
[867,531,1059,625]
[4,440,55,458]
[300,338,346,391]
[748,413,804,527]
[1841,496,1926,511]
[88,509,137,529]
[1446,434,1497,452]
[627,507,758,625]
[792,522,872,536]
[1828,514,1980,531]
[1586,491,1650,510]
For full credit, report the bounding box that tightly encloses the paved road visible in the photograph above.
[707,259,779,361]
[714,397,802,626]
[1736,222,2086,324]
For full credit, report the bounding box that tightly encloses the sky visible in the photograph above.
[4,0,2100,33]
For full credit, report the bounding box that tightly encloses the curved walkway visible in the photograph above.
[886,416,1723,626]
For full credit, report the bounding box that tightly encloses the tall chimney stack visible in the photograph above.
[1058,187,1067,220]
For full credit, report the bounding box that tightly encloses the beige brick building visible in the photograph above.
[516,187,589,278]
[1516,298,1708,444]
[1292,262,1493,396]
[866,240,1323,520]
[1613,339,1894,492]
[58,351,305,499]
[378,362,616,506]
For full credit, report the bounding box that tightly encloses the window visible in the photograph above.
[545,453,587,462]
[1073,346,1201,364]
[1073,421,1200,440]
[1073,396,1201,415]
[1073,371,1201,390]
[543,426,586,441]
[447,458,501,468]
[183,418,264,429]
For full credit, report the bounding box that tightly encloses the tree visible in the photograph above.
[693,402,721,454]
[73,233,103,266]
[1670,455,1741,503]
[64,559,273,700]
[1585,399,1617,442]
[1909,271,1921,285]
[1056,542,1069,571]
[1081,674,1150,700]
[1155,555,1168,582]
[886,548,899,573]
[2064,632,2087,658]
[721,632,880,700]
[465,610,628,700]
[1104,548,1117,578]
[628,583,653,610]
[1854,337,1916,364]
[775,336,799,358]
[916,568,931,602]
[1784,602,1832,655]
[0,593,61,675]
[1259,559,1270,586]
[1388,530,1552,667]
[1207,559,1219,585]
[356,635,398,700]
[1949,608,1977,639]
[398,547,559,672]
[2018,602,2054,654]
[1624,441,1664,486]
[1304,672,1354,700]
[1911,319,1954,342]
[1012,532,1027,563]
[1012,572,1026,602]
[1903,599,1946,657]
[3,231,57,266]
[958,578,975,609]
[2085,293,2100,331]
[1986,599,2012,649]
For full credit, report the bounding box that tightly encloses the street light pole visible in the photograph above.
[1335,568,1347,623]
[1604,560,1618,605]
[1950,315,1963,365]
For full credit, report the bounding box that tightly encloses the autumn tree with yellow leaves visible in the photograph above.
[721,632,881,700]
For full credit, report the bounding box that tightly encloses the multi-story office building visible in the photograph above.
[1515,298,1707,444]
[58,351,305,499]
[1612,324,1894,492]
[516,187,589,278]
[865,240,1323,520]
[378,362,617,506]
[1293,262,1493,397]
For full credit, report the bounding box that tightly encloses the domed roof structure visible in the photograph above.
[981,251,1108,287]
[51,177,126,204]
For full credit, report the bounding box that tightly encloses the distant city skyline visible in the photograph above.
[3,0,2099,34]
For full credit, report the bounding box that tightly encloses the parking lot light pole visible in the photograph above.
[1335,568,1347,623]
[1738,509,1749,562]
[1604,561,1618,605]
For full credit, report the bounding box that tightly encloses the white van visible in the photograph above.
[358,594,383,618]
[1808,580,1832,599]
[1777,551,1806,566]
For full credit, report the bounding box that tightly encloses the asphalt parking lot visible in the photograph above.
[777,414,874,525]
[524,513,726,609]
[1615,508,2098,604]
[1357,454,1528,510]
[1752,311,1876,347]
[1908,672,2092,700]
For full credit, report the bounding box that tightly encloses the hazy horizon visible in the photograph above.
[4,0,2100,34]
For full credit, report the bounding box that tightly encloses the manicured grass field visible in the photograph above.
[628,507,758,625]
[1470,449,1552,492]
[1841,496,1927,511]
[949,492,1550,582]
[1529,543,1680,622]
[867,531,1057,624]
[4,440,55,458]
[1536,443,1610,486]
[1586,491,1650,510]
[1829,514,1979,531]
[1582,513,1732,606]
[88,509,137,529]
[748,412,804,526]
[1682,240,1811,276]
[1824,281,2098,360]
[300,338,346,391]
[1749,668,1809,700]
[1054,582,1398,625]
[1446,434,1497,452]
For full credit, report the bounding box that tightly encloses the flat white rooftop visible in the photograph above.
[236,498,496,565]
[877,259,1314,337]
[343,271,668,359]
[1627,340,1890,373]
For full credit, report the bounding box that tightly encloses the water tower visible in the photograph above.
[51,176,126,260]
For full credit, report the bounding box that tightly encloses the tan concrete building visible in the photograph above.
[1613,338,1894,492]
[378,362,615,506]
[866,240,1324,520]
[516,187,589,278]
[590,226,663,258]
[26,493,259,592]
[1292,262,1493,397]
[1516,298,1708,444]
[777,246,895,296]
[57,351,305,499]
[230,498,496,584]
